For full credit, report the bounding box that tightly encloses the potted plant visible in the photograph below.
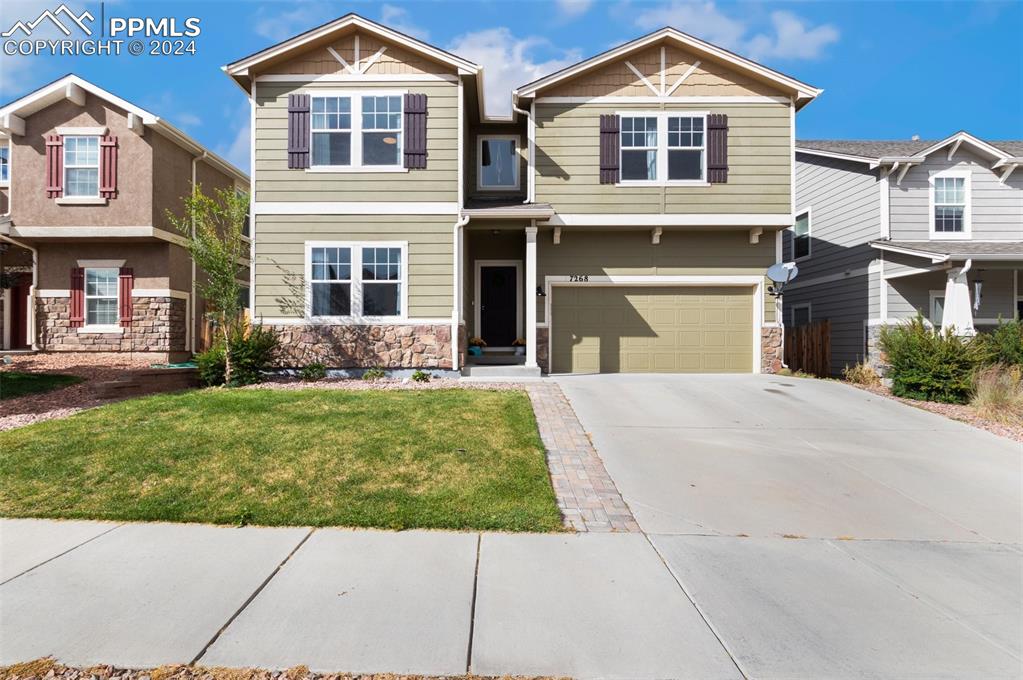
[468,336,487,357]
[512,338,526,356]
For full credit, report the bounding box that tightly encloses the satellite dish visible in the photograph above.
[766,262,798,297]
[767,262,798,284]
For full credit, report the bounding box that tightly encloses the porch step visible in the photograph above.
[460,364,542,379]
[468,354,526,365]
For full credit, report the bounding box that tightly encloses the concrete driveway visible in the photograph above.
[557,373,1023,678]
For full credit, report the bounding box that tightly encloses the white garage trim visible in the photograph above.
[543,274,764,374]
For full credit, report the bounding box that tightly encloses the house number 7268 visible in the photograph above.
[569,275,589,282]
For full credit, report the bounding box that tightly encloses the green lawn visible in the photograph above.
[0,371,83,400]
[0,388,563,532]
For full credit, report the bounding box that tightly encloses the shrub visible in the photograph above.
[970,364,1023,424]
[411,369,431,383]
[843,361,881,387]
[878,316,979,404]
[300,362,328,382]
[975,319,1023,367]
[195,324,280,387]
[362,366,386,381]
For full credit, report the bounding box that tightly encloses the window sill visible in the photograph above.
[306,316,407,324]
[929,232,971,241]
[615,180,711,188]
[57,197,107,206]
[306,166,408,174]
[78,325,124,334]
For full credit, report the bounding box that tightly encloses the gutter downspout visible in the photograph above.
[0,234,38,350]
[452,214,470,371]
[189,151,207,354]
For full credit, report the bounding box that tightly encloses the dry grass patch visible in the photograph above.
[0,388,562,532]
[970,364,1023,425]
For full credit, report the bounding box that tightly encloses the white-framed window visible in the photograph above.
[305,241,407,320]
[0,143,9,185]
[929,290,946,327]
[84,267,119,327]
[793,208,811,260]
[929,169,971,239]
[477,135,520,190]
[789,302,811,327]
[619,111,708,186]
[64,135,100,197]
[309,92,404,171]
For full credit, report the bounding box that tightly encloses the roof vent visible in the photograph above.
[911,134,920,141]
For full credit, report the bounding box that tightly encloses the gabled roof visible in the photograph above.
[0,74,249,184]
[223,13,479,86]
[514,26,822,106]
[798,132,1023,165]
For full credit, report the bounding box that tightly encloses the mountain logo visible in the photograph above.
[2,4,95,38]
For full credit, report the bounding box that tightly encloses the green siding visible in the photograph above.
[536,229,777,324]
[254,214,454,318]
[255,80,458,202]
[534,102,792,214]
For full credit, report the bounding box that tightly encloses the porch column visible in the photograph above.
[525,224,538,368]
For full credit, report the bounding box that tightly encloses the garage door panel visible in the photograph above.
[551,286,754,374]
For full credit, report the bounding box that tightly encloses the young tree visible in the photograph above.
[168,185,249,385]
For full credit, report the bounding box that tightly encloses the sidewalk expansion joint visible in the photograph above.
[0,522,124,587]
[190,527,316,666]
[465,532,482,674]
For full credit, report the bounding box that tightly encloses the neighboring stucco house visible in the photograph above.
[226,14,820,375]
[785,133,1022,374]
[0,75,249,360]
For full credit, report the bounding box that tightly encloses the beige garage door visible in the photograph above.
[551,286,754,374]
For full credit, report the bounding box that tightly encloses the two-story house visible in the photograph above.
[225,14,820,375]
[0,75,249,360]
[786,132,1022,374]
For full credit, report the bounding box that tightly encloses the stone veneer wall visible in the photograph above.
[865,324,888,375]
[537,326,550,374]
[37,296,186,353]
[761,326,783,374]
[267,324,453,369]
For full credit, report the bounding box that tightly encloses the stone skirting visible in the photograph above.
[536,326,550,374]
[761,325,783,374]
[36,296,187,354]
[866,324,889,375]
[267,323,454,369]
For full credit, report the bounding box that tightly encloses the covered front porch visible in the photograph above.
[874,240,1022,333]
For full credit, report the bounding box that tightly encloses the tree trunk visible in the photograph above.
[221,314,233,386]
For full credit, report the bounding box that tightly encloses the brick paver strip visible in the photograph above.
[526,383,640,533]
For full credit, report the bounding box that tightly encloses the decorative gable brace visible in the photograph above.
[287,94,311,169]
[403,93,428,169]
[599,114,620,184]
[707,113,729,184]
[100,136,118,199]
[45,135,63,197]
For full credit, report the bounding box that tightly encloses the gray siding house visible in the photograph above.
[785,133,1023,374]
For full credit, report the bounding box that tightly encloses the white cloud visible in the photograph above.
[380,4,429,41]
[634,1,839,61]
[556,0,594,20]
[252,2,331,43]
[447,28,581,117]
[216,103,250,173]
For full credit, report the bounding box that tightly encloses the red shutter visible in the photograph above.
[118,267,134,327]
[69,267,84,327]
[46,135,63,198]
[707,114,729,184]
[100,136,118,199]
[599,114,620,184]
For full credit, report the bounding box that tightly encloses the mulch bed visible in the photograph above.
[0,353,154,431]
[0,659,569,680]
[850,382,1023,443]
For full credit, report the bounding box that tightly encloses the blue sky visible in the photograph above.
[2,0,1021,173]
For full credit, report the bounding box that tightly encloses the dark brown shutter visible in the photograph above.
[707,114,729,184]
[69,268,84,327]
[599,114,620,184]
[287,94,310,169]
[404,93,428,169]
[100,136,118,199]
[118,267,134,327]
[46,135,63,197]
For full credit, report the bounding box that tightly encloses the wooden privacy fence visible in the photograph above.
[784,319,831,377]
[198,310,250,352]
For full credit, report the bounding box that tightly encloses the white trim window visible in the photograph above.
[64,135,100,197]
[930,170,971,239]
[0,143,9,185]
[619,111,708,186]
[930,290,946,327]
[84,267,119,327]
[477,135,520,190]
[793,209,811,260]
[306,241,407,321]
[309,92,404,171]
